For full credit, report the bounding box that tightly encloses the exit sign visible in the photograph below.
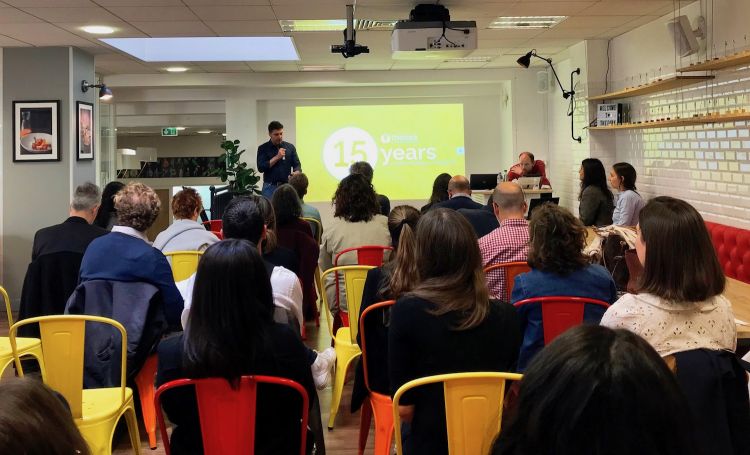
[161,127,178,136]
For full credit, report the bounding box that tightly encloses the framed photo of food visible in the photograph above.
[13,100,61,162]
[77,101,94,161]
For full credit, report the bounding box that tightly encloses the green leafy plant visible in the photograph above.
[211,139,261,195]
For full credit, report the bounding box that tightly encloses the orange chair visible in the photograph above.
[134,354,159,449]
[483,261,530,302]
[332,246,393,327]
[513,296,610,344]
[358,300,396,455]
[155,375,310,455]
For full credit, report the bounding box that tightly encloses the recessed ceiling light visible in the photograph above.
[100,37,299,62]
[280,19,398,32]
[166,67,188,73]
[221,133,227,136]
[302,65,344,71]
[488,16,567,29]
[444,57,492,63]
[196,130,213,134]
[81,25,115,35]
[175,127,187,131]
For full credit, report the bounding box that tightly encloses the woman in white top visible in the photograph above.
[601,196,736,356]
[609,162,646,226]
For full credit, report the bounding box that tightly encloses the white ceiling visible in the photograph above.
[0,0,695,74]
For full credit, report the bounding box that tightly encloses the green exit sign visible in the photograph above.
[161,127,178,136]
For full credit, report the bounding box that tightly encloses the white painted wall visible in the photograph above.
[117,135,225,158]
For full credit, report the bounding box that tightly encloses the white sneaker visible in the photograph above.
[311,347,336,390]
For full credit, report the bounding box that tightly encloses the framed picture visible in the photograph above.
[77,101,94,161]
[13,100,61,162]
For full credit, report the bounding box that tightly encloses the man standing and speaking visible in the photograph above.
[257,120,301,199]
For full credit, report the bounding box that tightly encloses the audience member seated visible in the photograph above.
[479,183,530,300]
[432,175,483,211]
[156,240,317,454]
[389,208,521,455]
[492,325,696,455]
[153,187,219,253]
[78,182,183,330]
[457,198,499,238]
[19,182,107,336]
[179,197,335,389]
[0,378,91,455]
[420,172,451,213]
[351,205,420,414]
[350,161,390,216]
[256,195,300,276]
[92,181,124,231]
[609,162,645,226]
[319,174,390,317]
[512,204,617,371]
[601,196,736,356]
[272,184,320,321]
[289,172,322,238]
[506,152,551,187]
[579,158,614,226]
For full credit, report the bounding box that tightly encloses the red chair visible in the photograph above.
[202,220,222,232]
[513,296,610,344]
[483,261,531,302]
[358,300,396,455]
[332,246,393,327]
[155,375,310,455]
[211,230,223,240]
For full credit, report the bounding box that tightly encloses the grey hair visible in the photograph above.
[71,182,101,211]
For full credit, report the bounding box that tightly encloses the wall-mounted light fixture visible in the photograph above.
[517,49,582,143]
[81,80,113,100]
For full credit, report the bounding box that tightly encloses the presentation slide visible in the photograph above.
[295,104,465,202]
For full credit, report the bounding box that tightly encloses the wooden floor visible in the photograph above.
[1,312,376,454]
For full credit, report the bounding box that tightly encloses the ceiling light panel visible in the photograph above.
[100,37,299,62]
[279,19,398,32]
[488,16,567,29]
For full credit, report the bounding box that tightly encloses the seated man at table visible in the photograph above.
[506,151,551,187]
[432,175,483,211]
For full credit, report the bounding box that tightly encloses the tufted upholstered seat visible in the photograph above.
[705,222,750,284]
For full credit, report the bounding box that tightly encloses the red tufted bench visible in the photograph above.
[705,222,750,284]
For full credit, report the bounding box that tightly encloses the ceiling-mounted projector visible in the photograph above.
[391,4,477,60]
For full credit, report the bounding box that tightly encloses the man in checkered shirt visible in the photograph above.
[478,183,530,300]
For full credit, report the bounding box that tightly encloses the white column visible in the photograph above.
[224,94,260,184]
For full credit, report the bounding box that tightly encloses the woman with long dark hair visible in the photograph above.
[579,158,614,226]
[93,181,124,230]
[420,172,451,213]
[493,325,697,455]
[255,194,300,276]
[388,208,521,455]
[609,162,645,226]
[156,239,315,454]
[601,196,735,356]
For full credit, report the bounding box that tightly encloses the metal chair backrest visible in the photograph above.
[301,217,322,244]
[202,220,222,232]
[1,286,13,328]
[155,375,309,455]
[334,245,393,267]
[392,372,522,455]
[9,315,128,419]
[513,296,610,344]
[320,265,374,342]
[359,300,395,393]
[164,250,203,282]
[483,261,530,302]
[211,231,223,240]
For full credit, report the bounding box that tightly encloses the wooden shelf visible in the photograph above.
[587,75,715,101]
[589,111,750,131]
[678,51,750,72]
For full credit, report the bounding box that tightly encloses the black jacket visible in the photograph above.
[432,195,483,211]
[458,206,500,239]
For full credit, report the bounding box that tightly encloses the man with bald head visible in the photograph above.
[478,182,531,300]
[506,151,551,187]
[432,175,483,211]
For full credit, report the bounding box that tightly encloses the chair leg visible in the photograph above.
[123,404,142,455]
[327,352,358,430]
[358,398,373,455]
[134,355,158,449]
[372,401,394,455]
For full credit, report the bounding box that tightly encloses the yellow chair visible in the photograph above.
[0,286,46,379]
[164,250,203,282]
[392,372,522,455]
[320,265,375,429]
[301,217,323,244]
[10,315,141,455]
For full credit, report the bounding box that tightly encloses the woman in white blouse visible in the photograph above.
[601,196,736,356]
[608,162,646,226]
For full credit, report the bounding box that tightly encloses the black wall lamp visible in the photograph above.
[81,80,113,101]
[517,49,582,143]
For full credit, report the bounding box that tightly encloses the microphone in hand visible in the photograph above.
[279,147,286,161]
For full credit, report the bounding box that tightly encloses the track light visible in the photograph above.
[81,80,113,100]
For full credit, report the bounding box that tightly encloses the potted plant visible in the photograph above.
[212,139,261,195]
